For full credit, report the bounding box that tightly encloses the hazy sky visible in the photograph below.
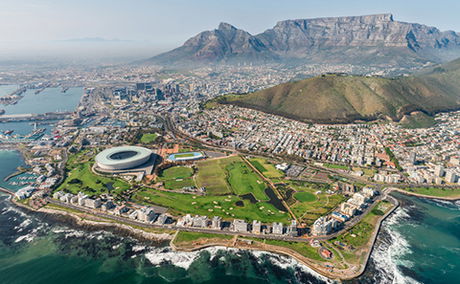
[1,0,460,60]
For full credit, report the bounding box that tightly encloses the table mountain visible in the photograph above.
[147,14,460,67]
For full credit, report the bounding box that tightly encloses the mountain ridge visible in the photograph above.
[147,14,460,67]
[213,58,460,124]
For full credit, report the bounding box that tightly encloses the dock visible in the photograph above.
[0,186,14,196]
[0,111,73,122]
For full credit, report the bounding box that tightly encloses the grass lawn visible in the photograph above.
[251,238,324,262]
[323,163,349,170]
[174,153,196,158]
[140,133,159,144]
[249,158,284,178]
[293,192,316,202]
[195,156,240,195]
[163,179,195,190]
[331,200,393,252]
[158,166,195,190]
[402,187,460,198]
[289,182,345,225]
[352,167,377,177]
[57,151,130,197]
[133,188,289,223]
[174,231,233,244]
[227,161,268,201]
[159,166,193,180]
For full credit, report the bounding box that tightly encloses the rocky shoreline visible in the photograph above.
[7,188,458,281]
[12,199,173,244]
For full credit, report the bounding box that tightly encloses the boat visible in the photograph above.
[4,130,14,135]
[0,109,4,115]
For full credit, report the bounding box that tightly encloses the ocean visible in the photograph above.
[0,182,458,283]
[0,85,83,136]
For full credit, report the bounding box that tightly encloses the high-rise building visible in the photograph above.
[435,165,445,177]
[409,152,417,165]
[445,170,457,183]
[252,220,261,234]
[211,216,222,230]
[272,222,283,235]
[232,219,248,233]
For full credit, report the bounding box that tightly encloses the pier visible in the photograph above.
[0,111,73,122]
[0,87,27,105]
[0,186,13,196]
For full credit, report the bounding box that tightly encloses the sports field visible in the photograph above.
[195,156,240,195]
[174,153,195,158]
[158,166,195,190]
[140,133,159,144]
[293,191,316,202]
[249,158,284,178]
[159,166,193,179]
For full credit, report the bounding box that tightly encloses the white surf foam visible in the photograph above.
[144,246,331,283]
[145,247,203,270]
[371,207,422,284]
[14,218,32,232]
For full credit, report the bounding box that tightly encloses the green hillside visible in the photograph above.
[218,58,460,123]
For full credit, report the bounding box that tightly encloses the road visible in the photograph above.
[45,188,398,244]
[240,155,298,223]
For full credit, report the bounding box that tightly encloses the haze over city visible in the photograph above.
[1,0,460,62]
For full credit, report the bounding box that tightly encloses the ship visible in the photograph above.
[4,130,14,135]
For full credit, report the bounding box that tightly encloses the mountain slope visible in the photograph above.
[218,58,460,123]
[148,14,460,67]
[150,23,277,65]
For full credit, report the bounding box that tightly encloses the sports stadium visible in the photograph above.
[95,146,153,172]
[167,151,205,162]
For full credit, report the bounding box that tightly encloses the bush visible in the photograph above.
[371,208,385,216]
[68,178,82,184]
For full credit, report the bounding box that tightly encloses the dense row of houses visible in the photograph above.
[53,191,169,225]
[177,214,299,237]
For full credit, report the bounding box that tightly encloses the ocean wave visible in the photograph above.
[51,228,86,239]
[144,246,332,283]
[14,218,32,232]
[370,207,421,284]
[145,247,203,270]
[251,250,333,283]
[14,224,46,243]
[425,198,459,211]
[132,245,147,252]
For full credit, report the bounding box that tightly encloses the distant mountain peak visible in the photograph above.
[218,22,237,31]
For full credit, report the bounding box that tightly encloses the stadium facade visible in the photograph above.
[95,146,152,171]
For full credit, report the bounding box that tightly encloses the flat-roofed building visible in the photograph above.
[252,220,262,234]
[232,219,248,233]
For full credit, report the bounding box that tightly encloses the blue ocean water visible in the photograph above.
[1,86,83,115]
[0,85,83,136]
[0,150,26,191]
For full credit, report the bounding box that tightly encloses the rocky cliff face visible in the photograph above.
[148,14,460,66]
[152,22,275,64]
